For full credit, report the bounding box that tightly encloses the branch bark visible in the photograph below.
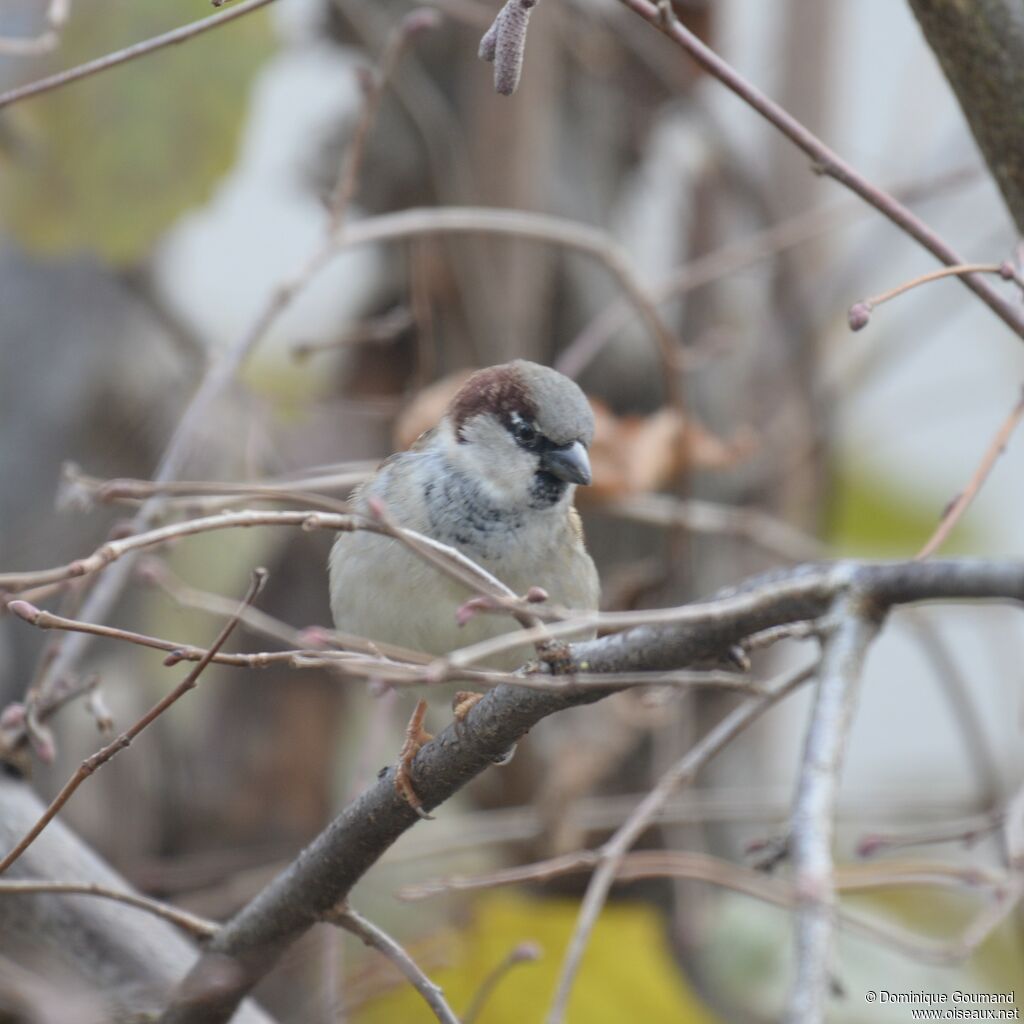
[159,558,1024,1023]
[0,777,273,1023]
[786,598,880,1024]
[613,0,1024,342]
[909,0,1024,234]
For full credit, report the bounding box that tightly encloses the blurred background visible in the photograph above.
[1,0,1023,1020]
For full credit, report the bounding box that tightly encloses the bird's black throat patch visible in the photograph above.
[530,470,568,508]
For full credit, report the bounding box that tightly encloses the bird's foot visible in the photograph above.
[395,698,434,820]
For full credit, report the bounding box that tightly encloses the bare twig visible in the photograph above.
[848,261,1024,331]
[323,206,686,406]
[461,942,541,1024]
[401,849,1003,902]
[556,165,979,379]
[545,661,816,1024]
[157,559,1024,1023]
[601,493,825,562]
[62,463,377,506]
[400,847,1011,965]
[916,386,1024,559]
[0,0,277,108]
[325,903,460,1024]
[0,511,339,593]
[857,812,1002,859]
[741,620,828,653]
[0,880,217,940]
[0,509,523,627]
[291,308,414,361]
[786,598,880,1024]
[0,571,266,876]
[612,0,1024,342]
[329,11,441,232]
[904,612,1004,812]
[15,10,433,749]
[6,596,761,698]
[393,791,977,864]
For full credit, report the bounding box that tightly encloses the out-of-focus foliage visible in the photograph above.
[0,0,273,263]
[352,892,722,1024]
[828,460,975,556]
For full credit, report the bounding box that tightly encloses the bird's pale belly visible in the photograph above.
[329,530,590,668]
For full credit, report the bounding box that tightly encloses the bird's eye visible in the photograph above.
[512,420,538,446]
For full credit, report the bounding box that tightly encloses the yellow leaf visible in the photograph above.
[351,893,723,1024]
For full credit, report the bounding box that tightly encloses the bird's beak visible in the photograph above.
[540,441,592,486]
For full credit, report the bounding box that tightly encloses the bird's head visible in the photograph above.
[441,360,594,509]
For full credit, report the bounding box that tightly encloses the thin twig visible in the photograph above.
[916,386,1024,559]
[0,881,217,939]
[601,493,825,562]
[545,661,817,1024]
[786,598,880,1024]
[328,11,441,232]
[904,612,1004,813]
[848,261,1024,331]
[291,308,414,361]
[0,509,525,628]
[400,847,1011,965]
[402,849,1003,902]
[326,902,460,1024]
[0,570,266,876]
[16,10,432,748]
[6,598,762,699]
[556,164,980,379]
[156,559,1024,1022]
[461,942,542,1024]
[318,206,686,406]
[0,0,278,109]
[857,812,1002,859]
[612,0,1024,342]
[62,463,377,505]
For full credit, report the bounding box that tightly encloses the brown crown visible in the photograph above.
[448,364,537,441]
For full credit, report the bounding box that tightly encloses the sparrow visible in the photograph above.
[329,360,600,668]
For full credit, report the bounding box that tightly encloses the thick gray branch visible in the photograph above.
[0,776,273,1023]
[785,597,880,1024]
[160,559,1024,1023]
[909,0,1024,233]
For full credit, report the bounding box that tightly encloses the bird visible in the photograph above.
[329,360,600,668]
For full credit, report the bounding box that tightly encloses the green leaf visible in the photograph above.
[0,0,273,264]
[826,459,975,557]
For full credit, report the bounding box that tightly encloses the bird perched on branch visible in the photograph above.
[329,360,599,667]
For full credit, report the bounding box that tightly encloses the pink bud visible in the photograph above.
[847,301,871,331]
[6,601,39,623]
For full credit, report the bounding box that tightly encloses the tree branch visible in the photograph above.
[158,558,1024,1023]
[545,660,817,1024]
[0,572,266,876]
[908,0,1024,234]
[613,0,1024,342]
[0,0,278,110]
[325,903,460,1024]
[786,598,881,1024]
